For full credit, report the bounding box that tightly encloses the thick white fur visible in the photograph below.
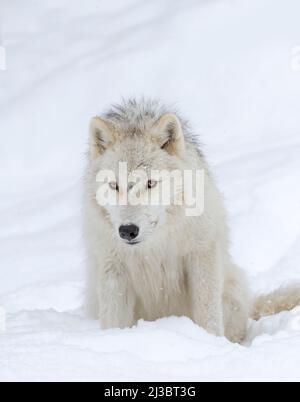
[252,286,300,321]
[84,99,299,343]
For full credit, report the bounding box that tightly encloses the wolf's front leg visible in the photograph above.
[98,264,136,330]
[186,244,224,337]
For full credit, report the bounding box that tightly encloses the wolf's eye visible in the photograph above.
[109,181,119,191]
[147,180,158,189]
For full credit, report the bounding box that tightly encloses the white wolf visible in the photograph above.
[84,99,300,343]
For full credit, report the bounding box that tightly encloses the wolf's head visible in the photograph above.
[88,100,197,247]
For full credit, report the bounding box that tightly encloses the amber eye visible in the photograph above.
[109,181,119,191]
[147,180,158,189]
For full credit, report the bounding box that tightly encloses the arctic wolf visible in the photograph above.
[84,99,300,343]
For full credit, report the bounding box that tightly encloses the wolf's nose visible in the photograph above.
[119,224,139,242]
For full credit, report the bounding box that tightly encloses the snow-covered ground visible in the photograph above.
[1,0,300,382]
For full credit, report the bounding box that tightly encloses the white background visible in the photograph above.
[0,0,300,381]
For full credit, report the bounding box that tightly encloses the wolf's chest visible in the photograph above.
[125,254,189,319]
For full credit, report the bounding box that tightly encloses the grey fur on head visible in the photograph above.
[100,98,202,154]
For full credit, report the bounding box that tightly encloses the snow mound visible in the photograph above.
[1,310,300,381]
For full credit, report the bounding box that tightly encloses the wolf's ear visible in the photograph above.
[152,114,185,156]
[89,117,115,159]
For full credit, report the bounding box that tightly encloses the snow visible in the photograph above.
[0,0,300,381]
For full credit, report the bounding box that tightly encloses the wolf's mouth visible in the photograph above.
[126,241,141,246]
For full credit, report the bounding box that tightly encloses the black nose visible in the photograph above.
[119,224,139,242]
